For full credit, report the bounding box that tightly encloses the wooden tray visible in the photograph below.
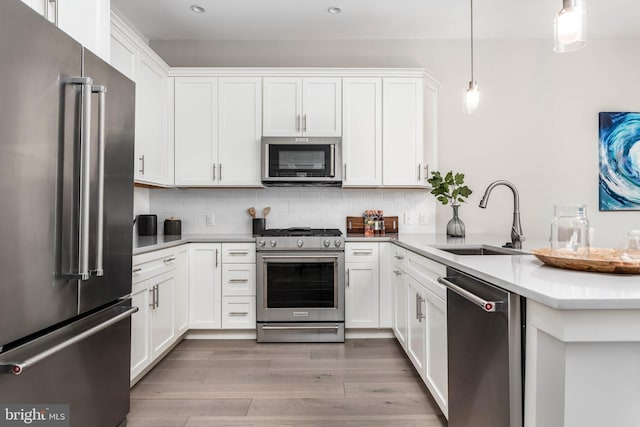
[346,216,399,234]
[531,248,640,274]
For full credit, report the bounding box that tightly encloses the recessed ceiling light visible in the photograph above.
[191,5,206,13]
[327,7,342,14]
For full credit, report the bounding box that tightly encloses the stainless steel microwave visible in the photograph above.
[261,137,342,186]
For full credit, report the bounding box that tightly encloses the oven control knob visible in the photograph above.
[270,240,277,247]
[323,239,331,248]
[258,240,266,247]
[334,240,342,247]
[297,239,304,248]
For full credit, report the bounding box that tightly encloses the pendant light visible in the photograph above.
[554,0,587,53]
[464,0,479,114]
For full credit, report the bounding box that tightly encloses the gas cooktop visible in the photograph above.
[259,227,343,237]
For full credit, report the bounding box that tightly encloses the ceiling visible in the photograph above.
[111,0,640,41]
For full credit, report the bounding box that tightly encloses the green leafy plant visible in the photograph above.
[427,171,473,205]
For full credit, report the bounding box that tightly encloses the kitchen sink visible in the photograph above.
[434,245,524,256]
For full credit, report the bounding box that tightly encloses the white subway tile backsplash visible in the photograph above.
[146,187,436,235]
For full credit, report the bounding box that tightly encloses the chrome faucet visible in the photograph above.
[479,180,525,249]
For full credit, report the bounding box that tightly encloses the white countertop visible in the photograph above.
[392,234,640,310]
[134,232,640,310]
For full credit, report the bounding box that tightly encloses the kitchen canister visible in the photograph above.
[164,217,182,236]
[550,204,590,257]
[137,214,157,236]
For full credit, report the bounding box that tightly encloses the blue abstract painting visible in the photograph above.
[599,112,640,211]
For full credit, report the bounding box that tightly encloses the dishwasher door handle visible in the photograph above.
[438,277,501,313]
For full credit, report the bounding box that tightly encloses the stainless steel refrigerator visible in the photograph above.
[0,1,136,425]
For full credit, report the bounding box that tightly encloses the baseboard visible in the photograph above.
[185,330,258,340]
[346,328,395,339]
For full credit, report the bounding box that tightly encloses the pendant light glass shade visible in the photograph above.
[554,0,587,53]
[464,0,479,114]
[464,81,479,114]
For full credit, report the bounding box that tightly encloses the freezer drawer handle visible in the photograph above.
[438,277,502,313]
[0,306,138,375]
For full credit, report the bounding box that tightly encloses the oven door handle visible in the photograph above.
[261,325,340,331]
[260,255,341,260]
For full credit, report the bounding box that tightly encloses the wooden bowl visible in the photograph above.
[531,248,640,274]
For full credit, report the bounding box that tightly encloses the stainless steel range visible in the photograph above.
[256,228,345,343]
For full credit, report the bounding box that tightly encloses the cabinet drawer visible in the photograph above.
[391,245,408,270]
[132,247,179,285]
[222,264,256,296]
[221,296,256,329]
[221,243,256,263]
[406,250,446,300]
[345,243,379,263]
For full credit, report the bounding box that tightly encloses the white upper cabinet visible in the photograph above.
[174,76,262,187]
[22,0,110,61]
[382,78,426,187]
[217,77,262,186]
[174,77,218,186]
[135,54,170,185]
[111,13,172,187]
[342,78,382,187]
[263,77,341,137]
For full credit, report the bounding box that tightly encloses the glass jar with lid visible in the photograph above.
[550,204,590,257]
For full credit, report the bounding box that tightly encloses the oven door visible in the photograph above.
[257,252,345,322]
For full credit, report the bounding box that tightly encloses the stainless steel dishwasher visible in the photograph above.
[438,268,523,427]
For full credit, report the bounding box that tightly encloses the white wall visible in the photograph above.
[148,187,436,235]
[151,38,640,247]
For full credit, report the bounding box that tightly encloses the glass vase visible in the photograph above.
[447,205,466,237]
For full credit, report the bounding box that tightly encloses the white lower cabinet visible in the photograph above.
[189,243,222,329]
[189,243,256,330]
[391,244,448,418]
[407,277,426,373]
[131,245,189,384]
[345,262,380,328]
[130,285,151,380]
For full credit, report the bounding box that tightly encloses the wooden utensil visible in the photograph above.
[263,207,271,218]
[248,207,256,218]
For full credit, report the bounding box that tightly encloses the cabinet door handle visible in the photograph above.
[163,257,176,263]
[227,250,249,255]
[303,114,307,132]
[155,284,160,308]
[149,287,155,309]
[352,249,373,255]
[215,249,219,268]
[393,254,404,260]
[213,164,216,181]
[346,269,350,288]
[139,155,145,175]
[417,163,421,181]
[424,165,429,181]
[296,114,301,131]
[344,164,347,181]
[133,267,142,273]
[219,163,222,181]
[228,278,249,283]
[393,270,403,276]
[229,312,249,317]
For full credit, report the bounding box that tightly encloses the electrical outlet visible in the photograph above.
[419,213,428,225]
[403,212,412,225]
[205,214,215,226]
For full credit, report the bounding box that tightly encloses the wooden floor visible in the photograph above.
[128,338,447,427]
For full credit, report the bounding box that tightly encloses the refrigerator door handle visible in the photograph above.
[0,305,138,375]
[65,76,93,280]
[91,85,107,277]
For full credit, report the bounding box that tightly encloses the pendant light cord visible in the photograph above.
[470,0,474,82]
